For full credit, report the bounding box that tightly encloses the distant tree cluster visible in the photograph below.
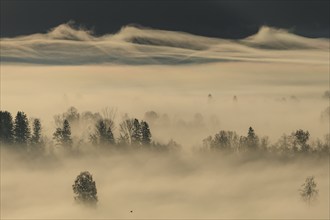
[1,107,180,155]
[203,127,329,155]
[1,107,329,157]
[0,111,44,154]
[118,118,151,147]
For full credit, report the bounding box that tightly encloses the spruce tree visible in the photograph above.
[246,127,259,150]
[95,120,107,144]
[13,111,30,146]
[94,120,115,146]
[0,111,14,145]
[105,127,115,145]
[62,119,72,147]
[53,119,72,149]
[131,118,142,146]
[31,119,42,145]
[30,118,43,153]
[140,121,152,146]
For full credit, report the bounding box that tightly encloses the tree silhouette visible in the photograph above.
[72,171,98,205]
[292,129,310,152]
[93,119,115,146]
[13,111,30,147]
[31,119,42,144]
[0,111,14,145]
[53,119,72,149]
[131,119,142,146]
[213,131,232,151]
[299,176,318,206]
[141,121,152,146]
[30,118,44,153]
[246,127,259,150]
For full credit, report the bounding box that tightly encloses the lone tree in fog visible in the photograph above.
[72,171,98,205]
[13,111,31,146]
[299,176,318,206]
[0,111,14,145]
[53,119,72,149]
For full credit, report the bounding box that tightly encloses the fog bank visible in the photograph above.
[1,149,329,219]
[1,62,328,146]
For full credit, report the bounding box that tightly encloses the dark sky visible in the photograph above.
[1,0,329,39]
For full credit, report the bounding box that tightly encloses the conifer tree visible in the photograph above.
[13,111,30,146]
[246,127,259,150]
[53,119,72,149]
[140,121,152,146]
[30,118,44,153]
[131,118,142,146]
[94,119,115,146]
[0,111,14,145]
[31,119,42,145]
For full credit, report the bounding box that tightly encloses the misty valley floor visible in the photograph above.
[1,150,329,219]
[1,27,329,219]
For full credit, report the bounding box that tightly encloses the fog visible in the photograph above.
[1,62,328,145]
[1,149,329,219]
[1,24,329,219]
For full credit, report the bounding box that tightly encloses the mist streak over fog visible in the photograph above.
[1,23,329,65]
[1,24,329,219]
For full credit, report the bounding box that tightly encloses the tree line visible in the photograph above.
[0,109,180,155]
[1,108,329,156]
[0,111,44,154]
[202,127,329,156]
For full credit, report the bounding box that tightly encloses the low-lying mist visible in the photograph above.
[1,24,329,219]
[1,148,329,219]
[1,61,329,147]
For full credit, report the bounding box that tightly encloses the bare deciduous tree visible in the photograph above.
[101,107,117,131]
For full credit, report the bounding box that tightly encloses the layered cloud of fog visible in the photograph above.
[1,150,329,219]
[1,23,329,65]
